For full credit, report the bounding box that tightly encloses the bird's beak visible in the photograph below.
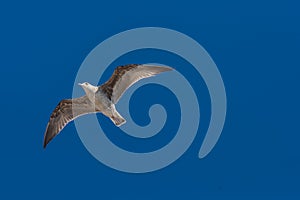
[78,83,83,86]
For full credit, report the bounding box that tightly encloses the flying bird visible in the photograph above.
[43,64,172,148]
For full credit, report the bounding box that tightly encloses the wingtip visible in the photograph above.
[158,65,174,73]
[43,141,47,149]
[43,128,49,149]
[43,138,48,149]
[141,64,174,71]
[43,133,54,149]
[165,66,174,71]
[159,65,173,70]
[43,128,52,149]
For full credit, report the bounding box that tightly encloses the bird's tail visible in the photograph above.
[110,111,126,127]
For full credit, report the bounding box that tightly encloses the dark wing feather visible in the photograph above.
[100,64,172,104]
[43,95,97,148]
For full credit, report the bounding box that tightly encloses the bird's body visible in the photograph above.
[94,89,126,126]
[43,64,172,148]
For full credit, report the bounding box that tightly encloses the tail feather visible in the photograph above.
[110,113,126,127]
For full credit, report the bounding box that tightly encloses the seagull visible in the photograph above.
[43,64,172,148]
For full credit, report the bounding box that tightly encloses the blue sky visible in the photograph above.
[0,0,300,199]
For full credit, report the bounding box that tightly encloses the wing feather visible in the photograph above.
[43,95,98,148]
[100,64,172,104]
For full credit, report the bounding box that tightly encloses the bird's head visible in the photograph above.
[78,82,97,94]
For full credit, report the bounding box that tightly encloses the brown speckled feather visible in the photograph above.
[43,96,98,148]
[100,64,138,101]
[100,64,172,104]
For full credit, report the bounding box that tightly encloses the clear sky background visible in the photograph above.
[0,0,299,199]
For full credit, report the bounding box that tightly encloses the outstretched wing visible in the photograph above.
[100,64,173,104]
[43,95,97,148]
